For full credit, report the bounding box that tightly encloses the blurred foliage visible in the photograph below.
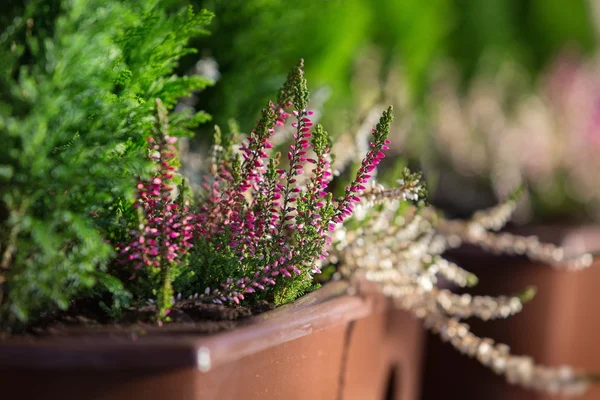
[449,0,596,82]
[187,0,596,134]
[188,0,372,131]
[415,51,600,222]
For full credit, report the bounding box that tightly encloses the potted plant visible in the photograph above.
[0,2,428,397]
[322,45,600,399]
[0,1,597,399]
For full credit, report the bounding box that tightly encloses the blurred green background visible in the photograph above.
[189,0,595,127]
[180,0,600,222]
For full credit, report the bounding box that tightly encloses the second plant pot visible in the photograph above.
[422,225,600,400]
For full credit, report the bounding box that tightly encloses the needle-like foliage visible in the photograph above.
[0,0,213,323]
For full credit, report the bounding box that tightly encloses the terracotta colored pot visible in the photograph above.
[0,281,425,400]
[422,226,600,400]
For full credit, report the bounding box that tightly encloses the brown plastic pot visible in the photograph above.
[0,281,425,400]
[422,226,600,400]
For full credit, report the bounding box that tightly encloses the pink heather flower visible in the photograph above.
[333,107,393,226]
[118,123,194,295]
[193,64,392,307]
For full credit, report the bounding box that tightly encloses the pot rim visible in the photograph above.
[0,280,390,371]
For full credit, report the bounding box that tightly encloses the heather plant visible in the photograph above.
[171,60,394,306]
[419,53,600,221]
[0,0,213,324]
[332,182,597,395]
[115,99,195,319]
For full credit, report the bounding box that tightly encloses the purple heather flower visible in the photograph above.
[193,65,392,306]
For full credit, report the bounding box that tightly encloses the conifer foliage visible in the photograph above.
[0,0,213,323]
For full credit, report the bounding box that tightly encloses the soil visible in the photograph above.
[1,297,275,340]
